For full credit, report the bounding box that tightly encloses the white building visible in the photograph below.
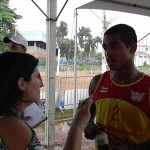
[134,51,150,67]
[20,31,46,58]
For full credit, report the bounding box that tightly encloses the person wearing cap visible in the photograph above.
[3,35,44,92]
[3,36,28,53]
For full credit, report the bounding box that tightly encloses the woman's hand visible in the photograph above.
[64,95,93,150]
[71,95,93,131]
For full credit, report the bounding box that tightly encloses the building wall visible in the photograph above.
[27,47,46,59]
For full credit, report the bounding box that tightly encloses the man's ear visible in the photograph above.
[18,78,27,91]
[130,43,137,54]
[23,48,27,53]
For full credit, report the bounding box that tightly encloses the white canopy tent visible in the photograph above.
[77,0,150,17]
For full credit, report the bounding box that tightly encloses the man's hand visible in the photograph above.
[84,121,100,140]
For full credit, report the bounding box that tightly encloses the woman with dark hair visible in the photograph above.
[0,51,44,150]
[0,52,93,150]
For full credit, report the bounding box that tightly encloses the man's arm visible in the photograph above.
[89,74,101,121]
[89,74,101,95]
[84,74,101,139]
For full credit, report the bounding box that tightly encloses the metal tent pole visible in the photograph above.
[45,0,57,149]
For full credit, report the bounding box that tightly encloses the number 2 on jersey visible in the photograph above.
[111,103,119,121]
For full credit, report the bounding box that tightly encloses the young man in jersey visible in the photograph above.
[84,24,150,149]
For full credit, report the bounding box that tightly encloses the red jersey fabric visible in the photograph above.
[93,71,150,144]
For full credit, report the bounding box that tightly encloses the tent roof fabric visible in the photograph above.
[77,0,150,17]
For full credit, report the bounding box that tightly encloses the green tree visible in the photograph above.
[96,52,102,61]
[94,36,102,49]
[77,51,84,63]
[56,21,68,49]
[84,37,96,59]
[77,12,112,63]
[77,26,92,51]
[60,38,75,61]
[0,0,22,52]
[103,13,111,32]
[77,27,102,60]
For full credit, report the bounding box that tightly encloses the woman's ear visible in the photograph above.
[18,78,27,91]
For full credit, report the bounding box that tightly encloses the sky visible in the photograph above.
[9,0,150,41]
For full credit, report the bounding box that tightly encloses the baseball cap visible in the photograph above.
[3,36,28,49]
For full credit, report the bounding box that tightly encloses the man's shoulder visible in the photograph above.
[92,71,110,81]
[142,73,150,82]
[93,74,101,80]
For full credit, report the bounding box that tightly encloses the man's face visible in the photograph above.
[102,33,134,70]
[8,41,26,53]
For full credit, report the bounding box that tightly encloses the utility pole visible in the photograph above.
[101,10,107,73]
[56,48,60,76]
[13,24,17,36]
[73,8,78,117]
[45,0,57,149]
[89,9,115,73]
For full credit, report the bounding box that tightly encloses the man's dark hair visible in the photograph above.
[0,51,39,115]
[104,24,137,47]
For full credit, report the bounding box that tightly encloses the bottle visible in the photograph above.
[95,124,109,150]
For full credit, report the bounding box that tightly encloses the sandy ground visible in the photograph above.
[34,122,95,150]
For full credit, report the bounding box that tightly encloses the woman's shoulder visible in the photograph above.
[0,116,32,150]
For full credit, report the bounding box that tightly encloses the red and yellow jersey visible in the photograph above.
[93,71,150,144]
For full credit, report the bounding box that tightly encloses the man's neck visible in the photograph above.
[111,67,142,84]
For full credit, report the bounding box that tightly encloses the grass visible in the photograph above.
[37,108,73,128]
[55,108,73,124]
